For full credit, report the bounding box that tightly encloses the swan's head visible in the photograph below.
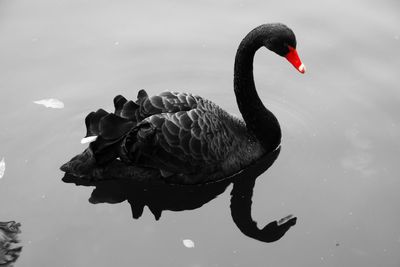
[263,23,306,73]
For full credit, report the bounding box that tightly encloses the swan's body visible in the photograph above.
[91,90,266,184]
[61,23,305,184]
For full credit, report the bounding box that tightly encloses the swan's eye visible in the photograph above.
[266,38,289,57]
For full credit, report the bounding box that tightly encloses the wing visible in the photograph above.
[121,101,238,177]
[74,90,252,184]
[113,90,201,122]
[84,89,200,137]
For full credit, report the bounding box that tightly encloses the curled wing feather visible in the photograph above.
[113,90,202,122]
[122,103,236,176]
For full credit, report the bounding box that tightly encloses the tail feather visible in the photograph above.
[113,95,140,120]
[98,113,134,140]
[88,113,134,165]
[85,109,108,137]
[90,136,123,165]
[120,100,139,120]
[137,89,148,102]
[113,95,128,116]
[62,92,151,178]
[60,148,96,176]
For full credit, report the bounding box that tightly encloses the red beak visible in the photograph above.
[285,46,306,73]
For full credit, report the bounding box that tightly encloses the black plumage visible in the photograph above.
[61,23,305,184]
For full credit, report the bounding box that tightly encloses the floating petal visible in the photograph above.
[81,136,98,144]
[0,157,5,179]
[182,239,195,248]
[277,214,294,226]
[34,98,64,109]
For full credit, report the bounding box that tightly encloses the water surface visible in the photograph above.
[1,0,399,266]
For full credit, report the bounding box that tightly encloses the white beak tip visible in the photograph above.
[298,63,306,73]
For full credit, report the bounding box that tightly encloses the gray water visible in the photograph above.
[1,0,400,266]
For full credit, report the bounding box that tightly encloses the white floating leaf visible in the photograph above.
[34,98,64,109]
[182,239,195,248]
[277,214,294,226]
[81,136,98,144]
[0,157,5,179]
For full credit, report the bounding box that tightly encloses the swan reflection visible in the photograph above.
[62,147,296,243]
[0,221,22,266]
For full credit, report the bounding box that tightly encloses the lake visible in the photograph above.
[0,0,399,266]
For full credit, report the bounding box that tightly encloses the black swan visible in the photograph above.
[61,23,305,184]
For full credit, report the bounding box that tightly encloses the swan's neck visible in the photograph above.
[234,29,281,152]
